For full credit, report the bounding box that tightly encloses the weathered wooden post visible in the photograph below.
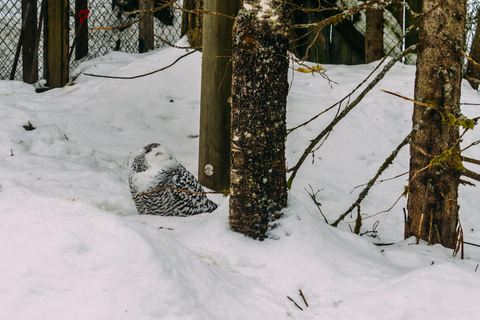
[139,0,154,53]
[22,0,37,83]
[44,0,69,88]
[198,0,241,191]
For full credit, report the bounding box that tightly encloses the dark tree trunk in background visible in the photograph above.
[365,6,384,63]
[75,0,89,60]
[405,0,422,48]
[181,0,204,48]
[198,0,241,191]
[466,11,480,90]
[406,0,466,249]
[229,0,289,240]
[22,0,37,83]
[139,0,154,53]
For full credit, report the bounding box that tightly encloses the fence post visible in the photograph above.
[139,0,154,52]
[22,0,37,83]
[198,0,241,191]
[44,0,69,88]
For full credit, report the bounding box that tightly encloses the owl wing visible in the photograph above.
[165,164,218,216]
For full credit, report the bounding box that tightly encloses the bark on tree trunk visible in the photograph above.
[181,0,204,48]
[466,11,480,90]
[365,6,384,63]
[406,0,466,249]
[229,0,289,240]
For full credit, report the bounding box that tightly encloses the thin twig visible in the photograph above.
[139,184,228,197]
[299,290,309,307]
[83,49,197,79]
[154,34,200,50]
[462,168,480,182]
[287,296,303,311]
[331,128,416,227]
[287,45,417,189]
[350,171,408,193]
[462,156,480,166]
[381,90,440,110]
[305,185,328,223]
[462,139,480,153]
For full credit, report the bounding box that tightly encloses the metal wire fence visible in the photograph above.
[0,0,183,82]
[1,0,480,83]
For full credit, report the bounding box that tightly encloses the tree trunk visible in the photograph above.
[44,0,69,88]
[406,0,466,249]
[181,0,204,48]
[22,0,37,84]
[139,0,154,53]
[365,6,384,63]
[229,0,289,240]
[466,11,480,90]
[198,0,240,191]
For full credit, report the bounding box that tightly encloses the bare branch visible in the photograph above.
[462,156,480,166]
[287,45,417,188]
[139,184,229,197]
[331,128,416,227]
[462,168,480,183]
[381,90,440,110]
[83,49,198,79]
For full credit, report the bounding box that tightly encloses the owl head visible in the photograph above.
[142,143,178,170]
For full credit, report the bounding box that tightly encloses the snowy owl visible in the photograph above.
[128,143,218,216]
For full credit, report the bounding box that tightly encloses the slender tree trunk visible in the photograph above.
[406,0,466,249]
[466,11,480,90]
[22,0,37,83]
[229,0,289,240]
[365,6,384,63]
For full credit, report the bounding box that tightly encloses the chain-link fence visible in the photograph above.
[0,0,183,82]
[2,0,480,83]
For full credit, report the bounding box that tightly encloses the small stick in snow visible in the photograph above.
[287,296,303,311]
[299,289,308,307]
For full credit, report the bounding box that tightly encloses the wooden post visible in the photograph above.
[139,0,154,53]
[44,0,69,88]
[75,0,89,60]
[198,0,241,191]
[22,0,37,83]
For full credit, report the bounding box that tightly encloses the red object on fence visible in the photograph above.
[78,9,89,25]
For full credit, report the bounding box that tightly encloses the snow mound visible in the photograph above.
[0,194,289,320]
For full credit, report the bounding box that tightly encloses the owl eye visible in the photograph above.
[156,152,162,156]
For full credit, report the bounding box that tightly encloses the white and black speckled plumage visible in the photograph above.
[128,143,218,216]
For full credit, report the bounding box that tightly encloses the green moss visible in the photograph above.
[441,112,475,130]
[430,149,465,171]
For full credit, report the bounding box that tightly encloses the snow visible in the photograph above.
[2,38,480,319]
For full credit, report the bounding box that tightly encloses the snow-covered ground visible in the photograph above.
[1,38,480,319]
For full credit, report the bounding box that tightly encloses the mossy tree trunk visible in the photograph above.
[406,0,466,249]
[365,6,384,63]
[229,0,289,240]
